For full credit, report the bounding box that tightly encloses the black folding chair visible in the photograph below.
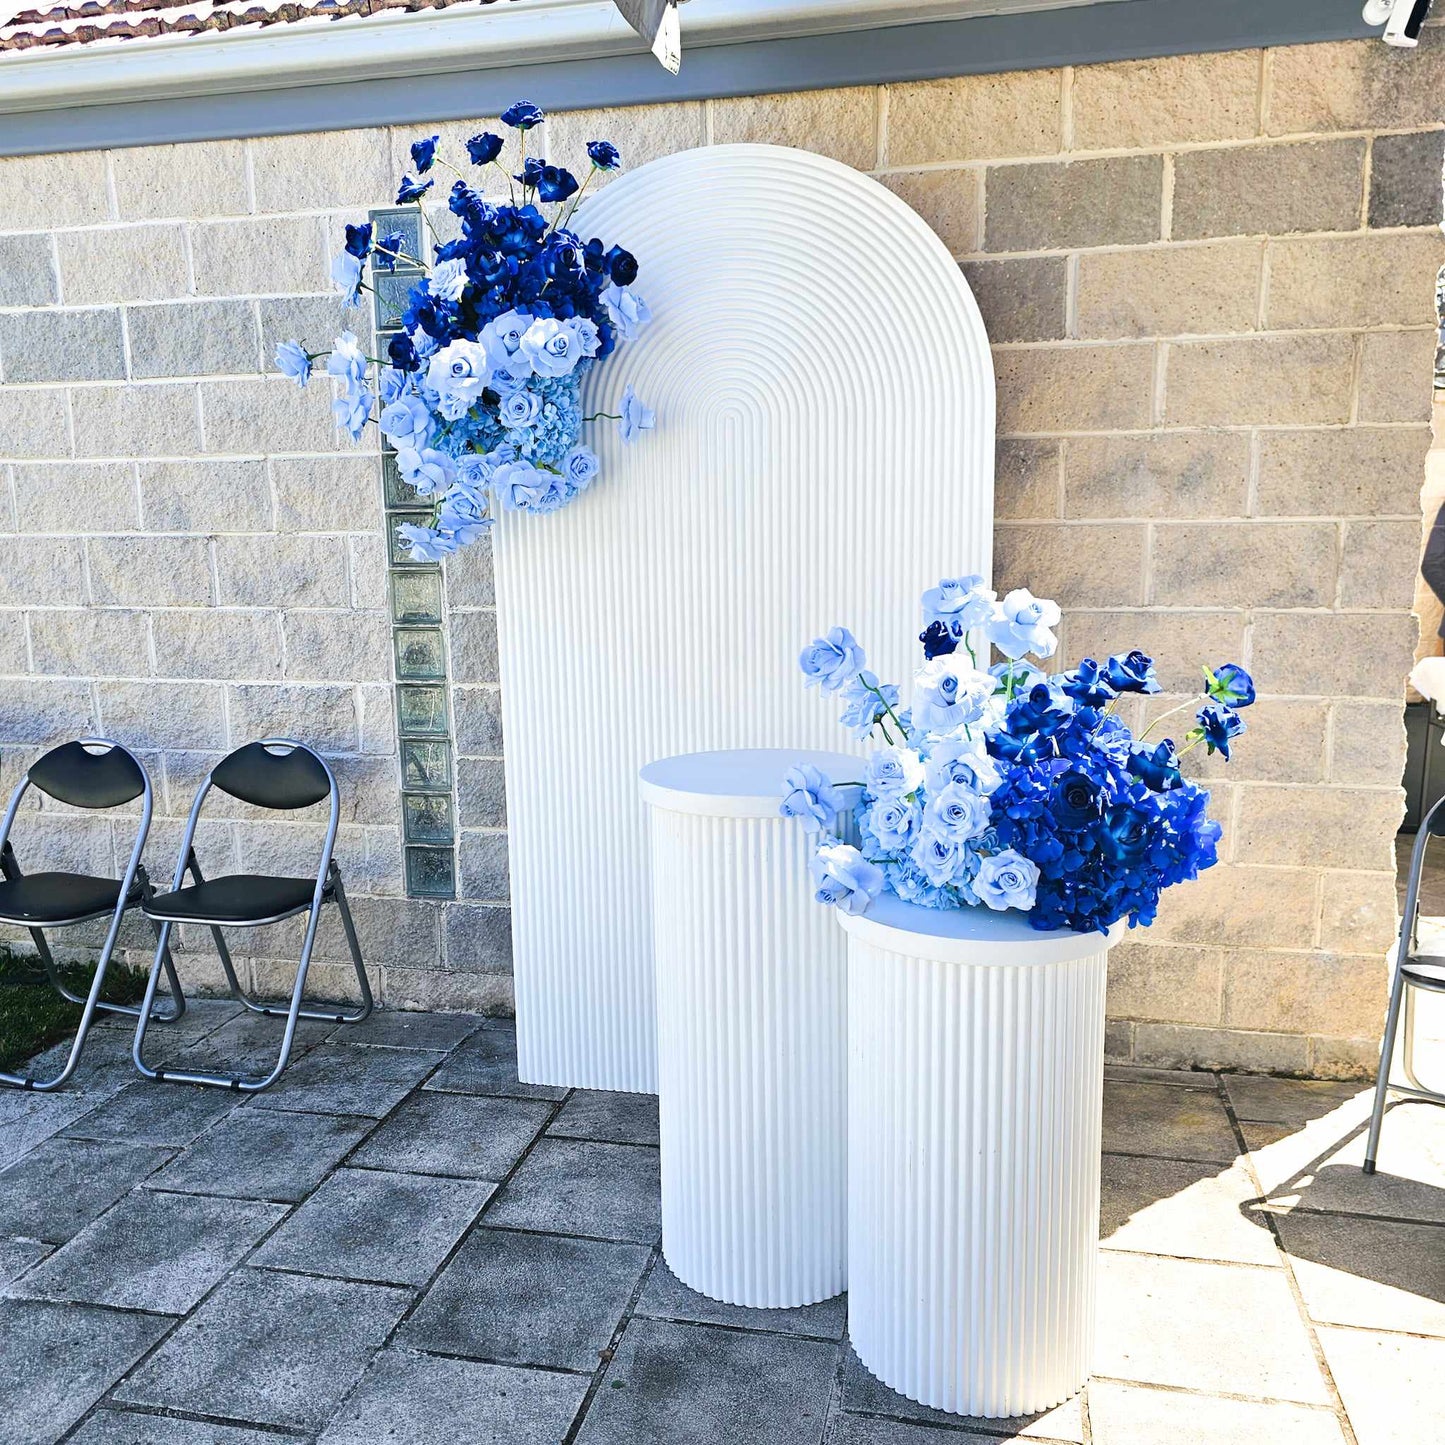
[0,738,183,1092]
[132,737,373,1093]
[1364,791,1445,1173]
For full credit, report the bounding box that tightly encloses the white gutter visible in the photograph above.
[0,0,1098,115]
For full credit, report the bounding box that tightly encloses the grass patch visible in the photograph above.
[0,948,149,1073]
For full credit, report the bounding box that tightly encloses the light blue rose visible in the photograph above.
[331,249,364,307]
[838,670,898,740]
[397,446,457,497]
[910,830,970,889]
[332,381,370,441]
[499,389,542,429]
[618,383,655,444]
[379,394,434,452]
[974,849,1040,911]
[437,482,494,546]
[923,736,1001,795]
[520,317,584,378]
[809,840,884,916]
[428,258,469,303]
[562,445,600,492]
[491,458,550,511]
[396,522,457,562]
[799,626,866,692]
[922,575,996,634]
[378,367,411,407]
[601,284,652,342]
[457,453,492,487]
[326,331,367,387]
[867,794,920,852]
[481,310,535,379]
[425,339,492,421]
[912,655,992,734]
[986,588,1061,661]
[779,764,845,833]
[863,745,925,797]
[924,781,992,844]
[572,318,602,359]
[275,340,311,387]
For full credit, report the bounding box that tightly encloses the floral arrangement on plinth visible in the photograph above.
[276,100,654,561]
[782,576,1255,934]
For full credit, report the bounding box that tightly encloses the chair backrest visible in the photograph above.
[211,740,333,811]
[28,740,146,810]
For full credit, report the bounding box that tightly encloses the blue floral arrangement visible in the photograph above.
[277,101,654,561]
[783,577,1255,934]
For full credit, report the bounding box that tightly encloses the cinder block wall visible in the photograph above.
[0,35,1441,1075]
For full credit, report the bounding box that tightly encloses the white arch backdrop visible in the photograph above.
[490,144,996,1093]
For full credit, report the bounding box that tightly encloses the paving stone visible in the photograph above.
[549,1089,660,1146]
[69,1411,287,1445]
[1317,1324,1445,1445]
[326,1008,482,1050]
[0,1089,104,1168]
[423,1022,566,1100]
[9,1189,286,1314]
[248,1042,444,1118]
[487,1138,660,1244]
[637,1260,846,1339]
[402,1227,649,1371]
[0,1138,172,1243]
[317,1346,589,1445]
[171,1011,335,1076]
[61,1081,239,1148]
[1274,1212,1445,1337]
[829,1417,1014,1445]
[1102,1080,1240,1163]
[116,1266,410,1431]
[839,1346,1084,1440]
[350,1091,549,1179]
[251,1167,493,1286]
[0,1238,49,1287]
[146,1109,371,1202]
[1222,1074,1364,1126]
[1086,1380,1347,1445]
[23,1027,151,1102]
[576,1317,835,1445]
[1100,1155,1279,1266]
[0,1298,171,1445]
[1094,1251,1330,1404]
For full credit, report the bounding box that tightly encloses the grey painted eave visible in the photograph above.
[0,0,1379,157]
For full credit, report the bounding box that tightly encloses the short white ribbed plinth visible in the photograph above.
[641,748,859,1308]
[841,895,1120,1419]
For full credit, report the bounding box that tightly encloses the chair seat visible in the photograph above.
[144,875,327,926]
[0,872,137,925]
[1403,955,1445,994]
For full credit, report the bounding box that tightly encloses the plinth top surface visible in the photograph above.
[639,748,863,818]
[841,890,1124,966]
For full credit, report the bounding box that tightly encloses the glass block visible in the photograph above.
[390,569,444,625]
[372,268,423,332]
[388,513,436,568]
[382,451,420,510]
[404,792,454,845]
[401,740,452,793]
[406,846,456,899]
[396,684,449,737]
[395,626,447,681]
[368,207,426,263]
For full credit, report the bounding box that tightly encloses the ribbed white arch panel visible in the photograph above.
[490,144,995,1092]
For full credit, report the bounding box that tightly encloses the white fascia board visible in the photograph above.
[0,0,1099,115]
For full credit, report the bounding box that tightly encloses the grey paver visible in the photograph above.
[61,1080,239,1147]
[69,1412,289,1445]
[1223,1074,1364,1126]
[423,1024,567,1100]
[1316,1325,1445,1445]
[636,1260,846,1339]
[402,1227,649,1371]
[327,1008,482,1050]
[575,1317,835,1445]
[0,1238,49,1287]
[248,1042,444,1118]
[830,1417,1016,1445]
[0,1089,100,1168]
[0,1138,173,1242]
[9,1189,286,1313]
[171,1012,335,1074]
[486,1138,661,1243]
[0,1298,171,1445]
[549,1089,660,1146]
[146,1108,371,1202]
[115,1266,411,1431]
[1086,1381,1347,1445]
[349,1091,550,1179]
[317,1346,589,1444]
[251,1167,493,1285]
[1103,1080,1240,1163]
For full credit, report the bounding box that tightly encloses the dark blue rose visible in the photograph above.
[1127,740,1182,792]
[410,135,439,174]
[501,99,545,130]
[544,234,587,285]
[587,140,621,170]
[537,165,580,204]
[396,175,433,204]
[607,245,638,285]
[515,157,545,191]
[919,621,958,660]
[343,222,373,259]
[1206,663,1255,709]
[1196,703,1246,760]
[1104,650,1160,695]
[467,131,504,166]
[374,230,407,272]
[1008,682,1073,737]
[1052,769,1103,830]
[387,331,421,372]
[1061,658,1116,708]
[1099,802,1152,865]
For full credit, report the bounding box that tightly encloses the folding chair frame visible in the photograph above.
[133,737,373,1093]
[0,738,184,1093]
[1363,793,1445,1173]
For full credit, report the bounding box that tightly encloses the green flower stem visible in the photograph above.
[556,165,599,232]
[860,673,909,743]
[1004,660,1019,701]
[1138,695,1203,742]
[584,412,621,422]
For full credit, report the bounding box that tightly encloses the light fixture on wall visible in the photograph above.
[1362,0,1433,46]
[614,0,683,73]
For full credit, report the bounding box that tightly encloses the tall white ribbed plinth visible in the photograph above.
[841,895,1120,1419]
[641,748,859,1308]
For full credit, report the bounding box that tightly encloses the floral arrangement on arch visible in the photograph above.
[277,100,655,561]
[783,577,1256,934]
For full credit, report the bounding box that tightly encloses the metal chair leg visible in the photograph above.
[331,868,374,1026]
[1363,966,1406,1174]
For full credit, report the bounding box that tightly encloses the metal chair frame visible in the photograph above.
[1363,792,1445,1173]
[132,737,373,1093]
[0,737,184,1092]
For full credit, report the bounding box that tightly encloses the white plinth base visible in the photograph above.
[643,749,857,1308]
[841,896,1118,1419]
